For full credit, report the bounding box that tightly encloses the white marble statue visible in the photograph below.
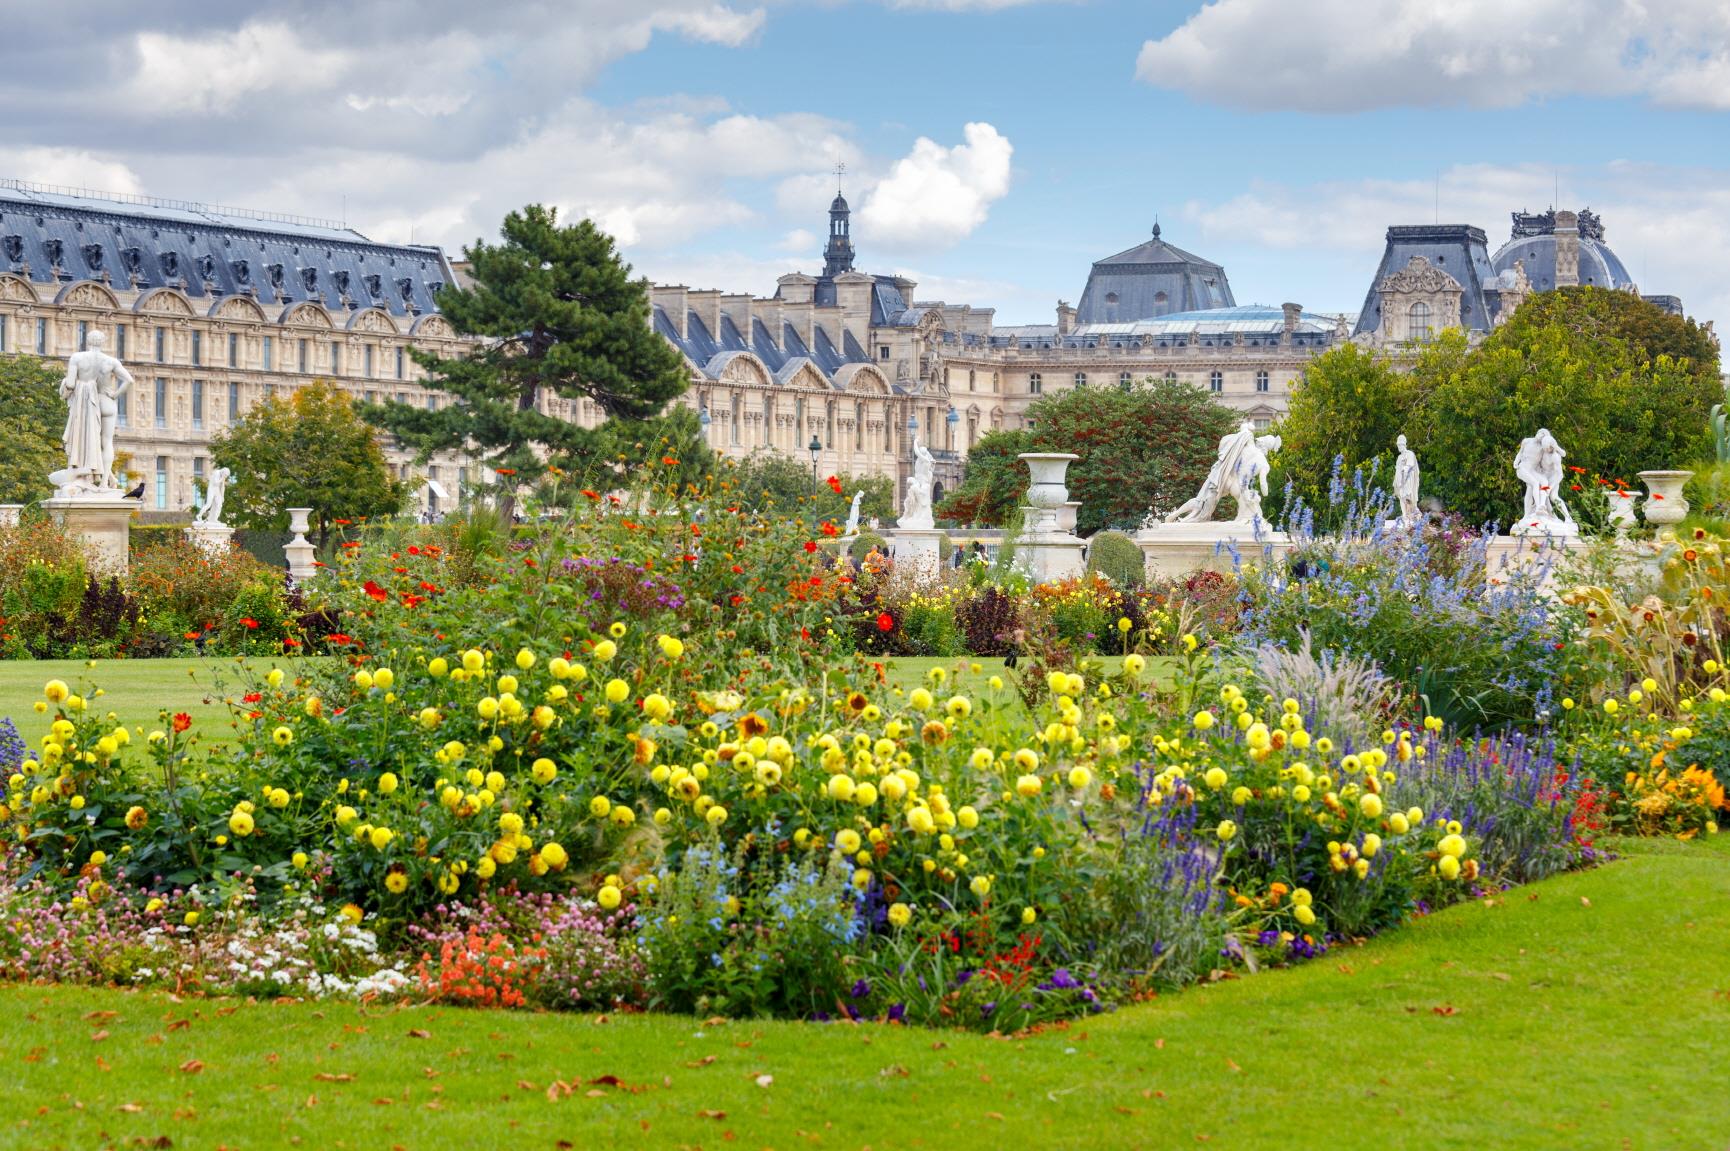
[1164,420,1281,527]
[1393,434,1421,527]
[50,331,133,496]
[842,490,864,538]
[196,466,232,527]
[1513,428,1576,533]
[899,438,936,530]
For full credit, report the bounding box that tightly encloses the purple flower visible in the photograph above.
[850,978,871,999]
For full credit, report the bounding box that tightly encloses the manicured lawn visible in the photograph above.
[5,836,1725,1150]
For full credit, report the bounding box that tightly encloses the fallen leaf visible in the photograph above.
[1225,1058,1241,1072]
[313,1073,354,1083]
[590,1075,623,1088]
[686,1056,717,1068]
[91,1030,110,1042]
[118,1103,145,1113]
[1432,1005,1458,1017]
[879,1065,910,1078]
[167,1020,191,1033]
[1155,1038,1165,1049]
[755,1074,774,1088]
[1581,897,1592,907]
[986,1112,1005,1121]
[516,1080,537,1092]
[585,1089,607,1098]
[371,1097,395,1106]
[179,1060,204,1075]
[930,1041,947,1051]
[1490,972,1511,982]
[407,1029,431,1040]
[84,1011,119,1023]
[703,1016,730,1027]
[698,1109,728,1120]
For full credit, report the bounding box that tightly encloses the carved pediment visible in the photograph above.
[282,301,334,328]
[57,280,120,310]
[212,295,267,323]
[0,273,37,302]
[1379,255,1462,296]
[348,307,396,334]
[135,287,194,316]
[408,313,454,339]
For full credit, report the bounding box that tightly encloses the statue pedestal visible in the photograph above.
[888,528,945,583]
[1135,521,1293,580]
[1486,531,1585,596]
[186,521,234,558]
[1016,508,1086,584]
[0,504,22,528]
[44,496,135,578]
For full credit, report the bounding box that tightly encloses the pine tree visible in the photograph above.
[366,205,696,514]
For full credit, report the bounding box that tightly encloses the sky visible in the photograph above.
[3,0,1729,333]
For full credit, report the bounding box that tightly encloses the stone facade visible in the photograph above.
[0,184,472,517]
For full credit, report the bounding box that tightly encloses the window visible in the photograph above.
[426,395,438,411]
[854,401,864,451]
[228,382,239,422]
[116,388,129,428]
[826,401,836,449]
[992,372,1000,394]
[1073,371,1087,389]
[114,324,126,360]
[365,344,375,378]
[395,347,405,380]
[35,317,47,355]
[154,456,169,510]
[77,320,89,350]
[298,339,309,374]
[0,315,7,352]
[1209,370,1223,393]
[968,369,976,389]
[428,465,440,516]
[730,393,741,445]
[193,456,205,491]
[1407,301,1433,342]
[153,378,167,429]
[365,390,377,406]
[1255,370,1270,393]
[1119,371,1133,390]
[190,331,201,366]
[154,326,166,363]
[878,345,890,361]
[331,341,342,375]
[1028,372,1042,394]
[264,381,274,399]
[1163,371,1177,383]
[262,336,273,371]
[191,380,205,430]
[227,332,239,367]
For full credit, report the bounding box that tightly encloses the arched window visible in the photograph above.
[730,392,741,444]
[968,369,975,389]
[1255,371,1270,393]
[855,401,864,451]
[1074,371,1087,389]
[1209,370,1223,393]
[1408,301,1433,342]
[1119,371,1133,390]
[1028,372,1042,394]
[1163,371,1177,383]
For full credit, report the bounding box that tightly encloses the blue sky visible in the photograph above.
[4,0,1728,332]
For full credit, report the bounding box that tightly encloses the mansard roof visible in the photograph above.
[652,302,892,391]
[1075,224,1236,324]
[0,183,456,318]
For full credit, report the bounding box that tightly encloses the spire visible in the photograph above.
[823,163,855,277]
[1152,219,1161,241]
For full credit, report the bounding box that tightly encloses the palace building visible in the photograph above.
[0,181,470,517]
[644,194,1347,500]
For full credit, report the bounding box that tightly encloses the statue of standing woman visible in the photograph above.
[1393,434,1421,527]
[50,331,133,497]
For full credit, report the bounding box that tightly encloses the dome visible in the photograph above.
[1489,208,1634,293]
[830,192,850,213]
[1075,224,1235,324]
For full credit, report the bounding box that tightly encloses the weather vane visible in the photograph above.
[834,161,846,191]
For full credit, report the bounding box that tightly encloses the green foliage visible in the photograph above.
[211,380,409,548]
[722,453,895,527]
[0,356,65,505]
[939,380,1235,534]
[1278,289,1723,528]
[1268,342,1418,521]
[365,204,697,503]
[1085,530,1145,588]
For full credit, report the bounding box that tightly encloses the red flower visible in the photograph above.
[662,456,679,466]
[183,631,200,641]
[243,691,263,704]
[730,594,745,606]
[731,564,744,574]
[495,467,517,476]
[363,580,389,602]
[877,612,894,632]
[826,475,843,494]
[327,633,354,645]
[803,540,818,553]
[171,712,192,733]
[283,637,301,649]
[820,520,839,537]
[582,490,600,500]
[407,546,420,555]
[801,627,811,641]
[241,617,260,629]
[1652,493,1665,500]
[334,518,353,526]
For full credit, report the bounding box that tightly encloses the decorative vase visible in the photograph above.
[288,507,312,539]
[1057,500,1081,534]
[1637,470,1692,526]
[1020,453,1078,513]
[1604,489,1640,535]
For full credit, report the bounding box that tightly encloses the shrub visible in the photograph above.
[958,585,1020,656]
[1086,530,1145,588]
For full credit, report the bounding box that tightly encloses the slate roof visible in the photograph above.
[0,183,456,317]
[1489,232,1634,293]
[1075,225,1236,324]
[1354,225,1497,336]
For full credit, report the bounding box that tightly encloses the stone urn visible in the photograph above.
[1637,470,1692,526]
[1056,499,1081,534]
[1605,488,1640,535]
[284,507,318,582]
[1020,453,1079,518]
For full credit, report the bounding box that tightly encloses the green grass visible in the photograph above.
[0,657,329,746]
[4,836,1726,1150]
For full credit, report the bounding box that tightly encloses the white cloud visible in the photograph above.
[1176,163,1730,336]
[651,4,767,45]
[888,0,1056,8]
[130,22,352,115]
[0,148,143,195]
[1137,0,1730,112]
[858,122,1013,250]
[776,228,818,254]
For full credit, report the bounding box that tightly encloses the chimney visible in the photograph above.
[1552,210,1580,288]
[650,285,688,339]
[719,293,752,341]
[687,289,722,341]
[1281,302,1301,342]
[1056,300,1076,337]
